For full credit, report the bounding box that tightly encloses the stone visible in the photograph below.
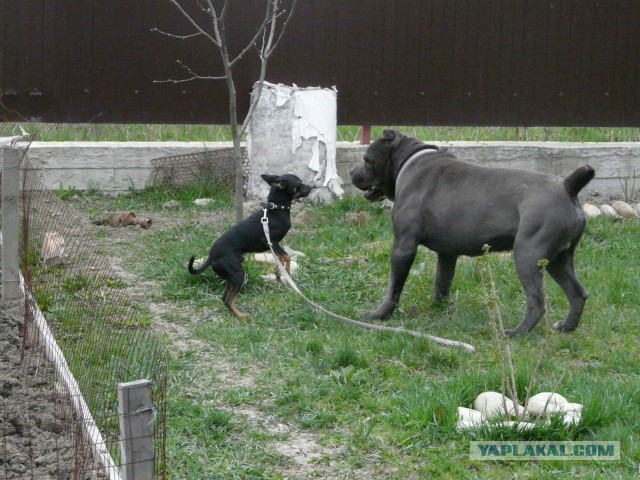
[582,203,601,217]
[599,204,620,217]
[559,403,583,426]
[473,392,521,419]
[525,392,568,417]
[612,201,638,218]
[191,257,208,270]
[457,407,485,427]
[193,198,215,207]
[162,200,180,210]
[632,203,640,217]
[260,274,279,282]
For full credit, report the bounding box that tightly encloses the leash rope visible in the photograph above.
[261,208,476,353]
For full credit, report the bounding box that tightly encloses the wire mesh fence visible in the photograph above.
[146,147,247,193]
[1,123,168,479]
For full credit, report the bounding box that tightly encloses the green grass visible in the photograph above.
[11,122,640,142]
[100,188,640,478]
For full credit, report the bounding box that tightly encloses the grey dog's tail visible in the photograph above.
[188,255,211,275]
[563,165,595,198]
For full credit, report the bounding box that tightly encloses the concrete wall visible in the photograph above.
[26,141,640,200]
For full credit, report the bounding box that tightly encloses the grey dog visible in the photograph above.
[350,129,595,336]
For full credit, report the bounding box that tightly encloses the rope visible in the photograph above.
[260,209,476,353]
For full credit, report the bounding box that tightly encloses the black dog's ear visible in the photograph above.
[261,174,280,185]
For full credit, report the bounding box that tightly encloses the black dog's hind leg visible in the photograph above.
[217,260,249,318]
[364,236,418,320]
[546,245,588,332]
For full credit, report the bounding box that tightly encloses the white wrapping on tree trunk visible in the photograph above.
[247,82,343,200]
[291,87,341,195]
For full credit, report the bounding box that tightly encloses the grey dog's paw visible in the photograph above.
[363,304,395,321]
[552,320,578,332]
[503,328,525,338]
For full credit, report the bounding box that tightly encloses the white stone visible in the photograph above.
[582,203,601,217]
[191,256,208,270]
[456,419,479,431]
[40,232,66,266]
[599,204,620,217]
[473,392,520,419]
[253,255,298,274]
[193,198,215,206]
[254,253,275,263]
[260,274,279,282]
[457,407,485,426]
[612,201,639,218]
[525,392,568,417]
[558,403,583,426]
[284,247,306,259]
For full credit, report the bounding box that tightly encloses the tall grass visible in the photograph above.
[14,122,640,142]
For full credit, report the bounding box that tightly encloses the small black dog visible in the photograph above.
[188,174,312,317]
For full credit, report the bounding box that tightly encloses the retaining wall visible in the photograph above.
[26,141,640,200]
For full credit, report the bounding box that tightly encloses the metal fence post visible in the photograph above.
[118,379,155,480]
[2,146,21,303]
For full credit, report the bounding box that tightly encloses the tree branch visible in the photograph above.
[168,0,220,46]
[150,28,203,41]
[153,59,225,83]
[265,0,298,57]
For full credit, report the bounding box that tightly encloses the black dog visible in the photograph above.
[188,174,312,317]
[351,130,595,336]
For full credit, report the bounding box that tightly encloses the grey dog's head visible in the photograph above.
[350,130,409,202]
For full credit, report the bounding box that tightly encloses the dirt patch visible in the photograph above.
[0,298,78,479]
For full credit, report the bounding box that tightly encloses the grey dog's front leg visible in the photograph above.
[364,240,417,320]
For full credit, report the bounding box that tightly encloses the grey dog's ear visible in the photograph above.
[382,129,395,141]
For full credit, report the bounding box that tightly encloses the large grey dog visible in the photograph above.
[350,130,595,336]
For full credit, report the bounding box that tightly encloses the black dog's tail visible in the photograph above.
[563,165,595,197]
[188,255,211,275]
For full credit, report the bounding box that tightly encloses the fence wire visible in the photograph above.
[147,147,247,193]
[1,124,168,479]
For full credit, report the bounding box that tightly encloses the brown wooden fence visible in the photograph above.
[1,0,639,126]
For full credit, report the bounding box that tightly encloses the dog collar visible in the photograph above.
[260,201,290,211]
[396,149,438,185]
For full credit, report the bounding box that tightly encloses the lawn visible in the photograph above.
[78,186,640,479]
[11,122,640,142]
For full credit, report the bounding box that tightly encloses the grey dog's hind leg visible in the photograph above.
[433,254,458,303]
[546,246,589,332]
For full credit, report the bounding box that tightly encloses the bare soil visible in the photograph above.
[0,298,78,479]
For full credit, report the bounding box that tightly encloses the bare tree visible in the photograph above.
[154,0,297,221]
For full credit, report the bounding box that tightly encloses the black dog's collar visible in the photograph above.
[260,201,290,211]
